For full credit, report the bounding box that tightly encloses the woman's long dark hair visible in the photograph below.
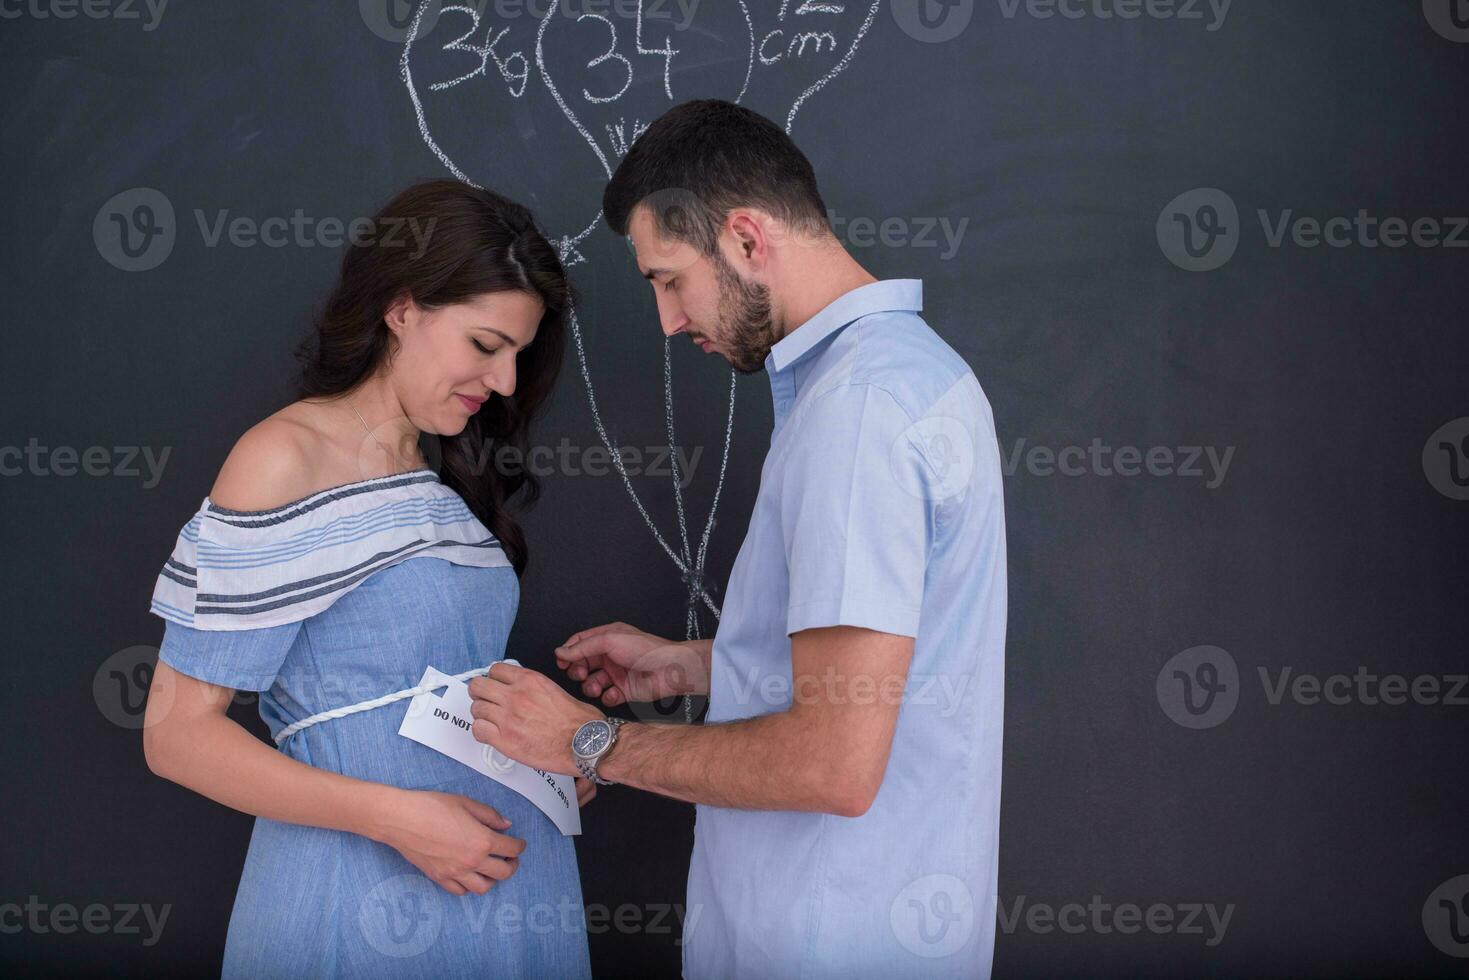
[293,180,570,577]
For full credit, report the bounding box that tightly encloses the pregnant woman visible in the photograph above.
[142,180,593,978]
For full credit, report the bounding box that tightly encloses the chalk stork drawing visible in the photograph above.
[394,1,884,702]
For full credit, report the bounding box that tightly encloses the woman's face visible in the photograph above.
[385,290,545,436]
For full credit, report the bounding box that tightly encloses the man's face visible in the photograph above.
[628,205,776,374]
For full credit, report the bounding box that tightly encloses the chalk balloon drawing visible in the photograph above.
[394,1,884,715]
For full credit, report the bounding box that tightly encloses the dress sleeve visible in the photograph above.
[146,472,506,690]
[157,616,303,692]
[147,503,303,691]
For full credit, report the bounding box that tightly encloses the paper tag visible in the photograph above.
[397,662,581,836]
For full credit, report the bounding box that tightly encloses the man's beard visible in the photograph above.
[709,249,776,374]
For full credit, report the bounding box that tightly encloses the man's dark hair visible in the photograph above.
[602,99,831,255]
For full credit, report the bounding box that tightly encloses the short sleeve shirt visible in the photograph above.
[682,280,1008,979]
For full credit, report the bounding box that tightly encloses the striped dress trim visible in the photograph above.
[148,469,511,631]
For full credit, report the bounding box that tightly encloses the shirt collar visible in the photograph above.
[765,278,924,375]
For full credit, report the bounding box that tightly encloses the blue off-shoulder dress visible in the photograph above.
[148,468,591,980]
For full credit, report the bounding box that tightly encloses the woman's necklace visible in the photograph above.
[351,401,415,471]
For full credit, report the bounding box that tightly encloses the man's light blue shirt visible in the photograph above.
[683,279,1008,978]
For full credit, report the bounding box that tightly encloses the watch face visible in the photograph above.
[573,720,611,758]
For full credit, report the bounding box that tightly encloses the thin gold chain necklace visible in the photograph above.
[351,402,414,470]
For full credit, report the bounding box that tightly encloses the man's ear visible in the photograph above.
[725,210,769,269]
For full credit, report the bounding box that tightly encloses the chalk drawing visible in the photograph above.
[394,1,883,718]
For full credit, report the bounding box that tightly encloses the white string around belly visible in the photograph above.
[271,665,491,746]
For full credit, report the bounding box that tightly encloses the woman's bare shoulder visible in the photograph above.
[208,404,330,511]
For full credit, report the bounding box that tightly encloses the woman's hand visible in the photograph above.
[575,777,597,808]
[373,789,525,896]
[142,663,530,897]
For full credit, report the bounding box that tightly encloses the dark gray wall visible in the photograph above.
[1,1,1466,976]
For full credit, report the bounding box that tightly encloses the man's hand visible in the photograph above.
[468,661,602,775]
[592,625,914,816]
[555,622,710,706]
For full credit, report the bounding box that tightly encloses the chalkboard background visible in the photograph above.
[2,1,1466,976]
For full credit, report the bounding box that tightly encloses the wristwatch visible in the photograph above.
[571,716,625,786]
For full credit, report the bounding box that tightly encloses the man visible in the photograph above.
[469,99,1007,978]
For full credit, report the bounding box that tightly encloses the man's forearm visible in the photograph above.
[597,712,868,816]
